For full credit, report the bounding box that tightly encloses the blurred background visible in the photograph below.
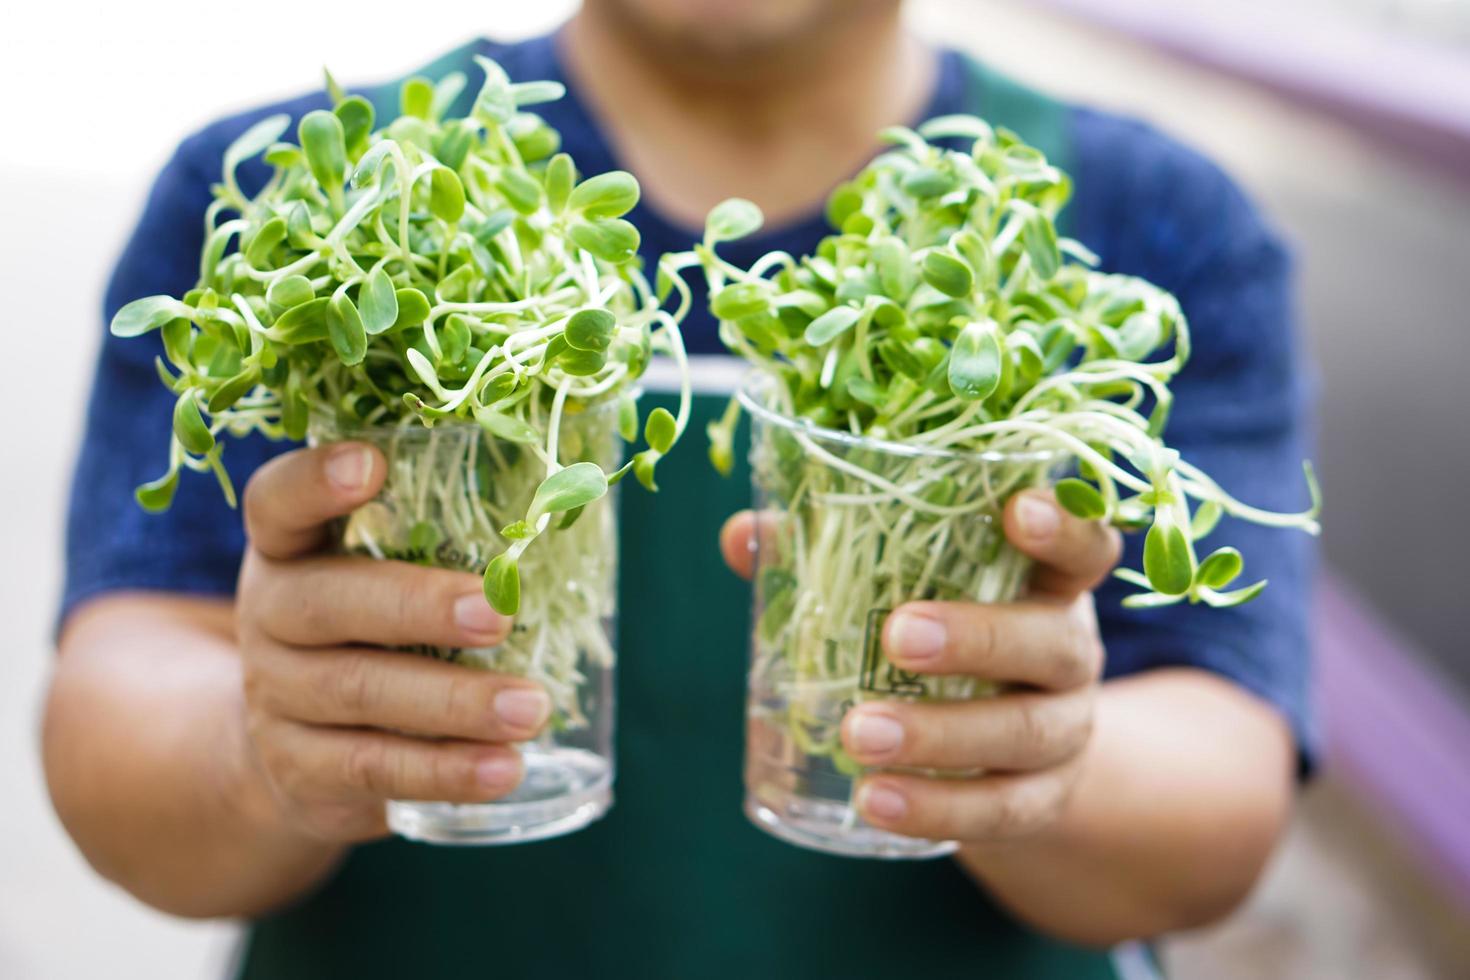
[2,1,1466,976]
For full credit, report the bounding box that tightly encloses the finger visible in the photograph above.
[720,509,791,581]
[854,766,1077,842]
[243,443,386,560]
[842,687,1093,771]
[720,510,757,580]
[250,555,511,648]
[882,599,1103,689]
[249,644,550,741]
[1003,489,1122,598]
[270,721,525,805]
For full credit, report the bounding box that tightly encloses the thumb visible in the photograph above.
[1003,489,1122,598]
[243,443,387,560]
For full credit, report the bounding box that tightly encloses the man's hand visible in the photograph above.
[237,442,551,842]
[720,488,1120,844]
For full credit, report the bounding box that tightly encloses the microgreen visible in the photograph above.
[669,120,1319,611]
[666,118,1321,778]
[110,58,692,728]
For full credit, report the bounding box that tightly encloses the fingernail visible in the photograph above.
[858,781,909,822]
[888,611,946,664]
[476,755,520,789]
[848,711,904,756]
[1017,493,1060,542]
[325,446,373,492]
[454,593,505,636]
[494,688,550,731]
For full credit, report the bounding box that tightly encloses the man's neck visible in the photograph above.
[559,6,937,230]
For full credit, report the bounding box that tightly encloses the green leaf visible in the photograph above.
[350,141,393,187]
[479,373,517,405]
[298,110,347,199]
[173,393,214,454]
[617,395,638,442]
[557,348,606,376]
[423,169,465,225]
[568,218,640,263]
[326,292,367,365]
[207,368,258,413]
[111,296,188,337]
[435,123,476,171]
[645,406,676,453]
[528,462,608,522]
[948,320,1002,401]
[873,239,916,300]
[334,97,374,156]
[564,308,616,352]
[545,153,575,215]
[483,553,520,615]
[1021,208,1061,279]
[408,520,441,554]
[1116,311,1162,361]
[285,201,316,247]
[359,267,399,335]
[1190,500,1223,540]
[569,171,640,219]
[1054,478,1106,520]
[803,306,861,346]
[632,450,660,491]
[508,79,564,107]
[281,385,308,441]
[1143,521,1193,596]
[900,166,955,198]
[1195,547,1244,590]
[706,198,764,243]
[472,55,515,124]
[495,168,542,214]
[392,288,430,330]
[134,469,180,512]
[440,314,471,364]
[244,216,288,268]
[1202,579,1268,608]
[500,520,534,540]
[223,114,290,179]
[159,318,191,368]
[264,143,302,169]
[431,71,467,120]
[921,250,974,298]
[400,76,434,119]
[474,408,539,444]
[266,275,314,311]
[436,263,476,303]
[271,297,329,342]
[324,69,346,106]
[846,376,884,407]
[711,282,771,321]
[917,114,993,142]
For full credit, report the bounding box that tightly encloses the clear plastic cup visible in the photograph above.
[739,379,1055,859]
[308,405,620,845]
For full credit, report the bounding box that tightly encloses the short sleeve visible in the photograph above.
[1070,110,1320,773]
[60,126,293,625]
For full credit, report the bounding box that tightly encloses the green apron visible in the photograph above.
[234,52,1146,980]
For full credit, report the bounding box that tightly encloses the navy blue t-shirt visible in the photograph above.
[64,34,1318,769]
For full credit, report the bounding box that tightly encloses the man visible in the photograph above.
[46,1,1315,976]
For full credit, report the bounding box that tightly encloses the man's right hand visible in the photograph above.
[237,443,549,842]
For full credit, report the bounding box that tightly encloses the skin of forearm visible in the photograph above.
[44,593,344,918]
[957,668,1295,947]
